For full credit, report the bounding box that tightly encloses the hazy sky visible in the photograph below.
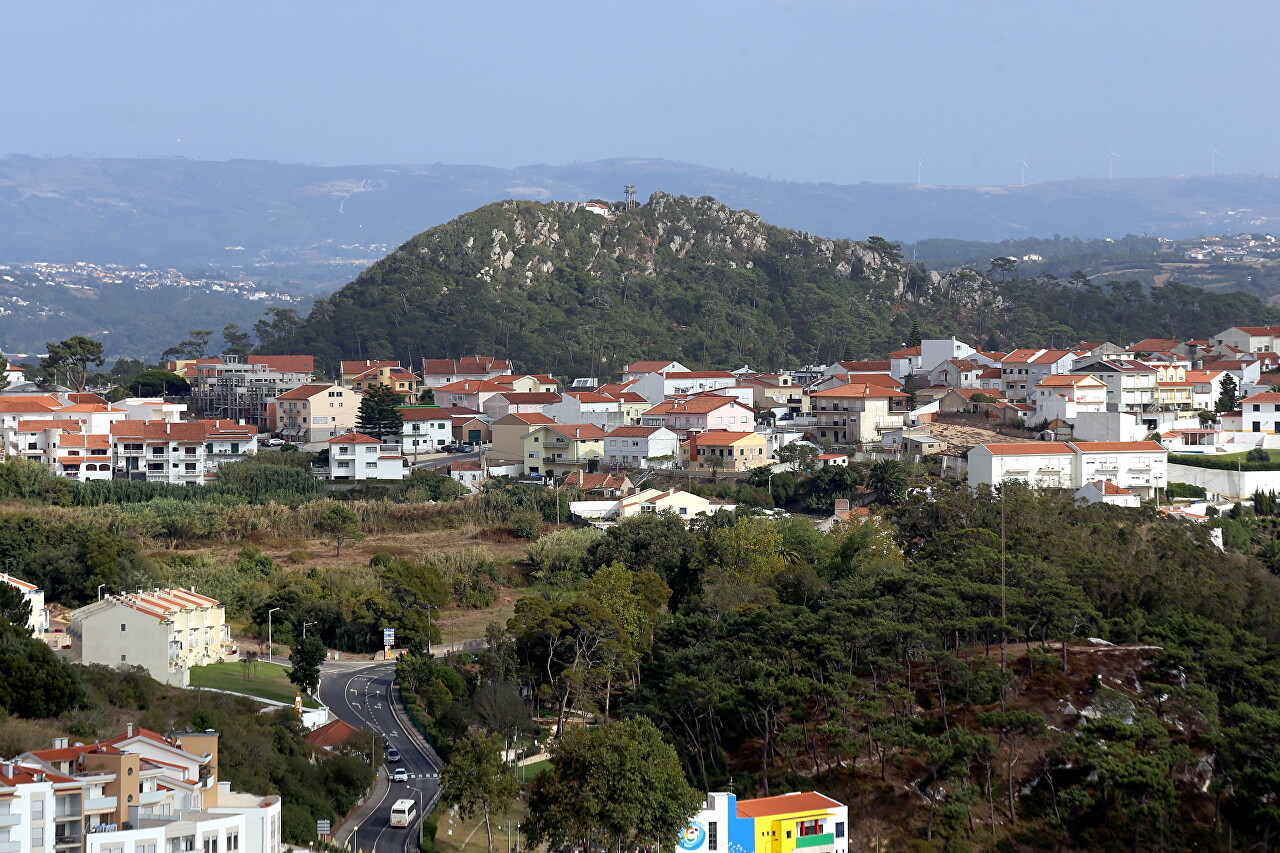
[4,0,1275,186]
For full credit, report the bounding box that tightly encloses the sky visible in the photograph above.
[3,0,1276,187]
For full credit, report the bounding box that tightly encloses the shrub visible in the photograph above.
[287,550,314,564]
[1170,453,1280,472]
[510,510,544,540]
[1166,482,1207,499]
[525,528,606,581]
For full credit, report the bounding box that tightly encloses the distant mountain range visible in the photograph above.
[3,155,1280,281]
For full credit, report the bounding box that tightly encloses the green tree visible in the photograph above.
[1217,373,1240,413]
[525,717,702,853]
[867,458,910,504]
[222,322,254,358]
[0,581,32,628]
[356,383,404,440]
[314,504,363,557]
[0,622,81,717]
[40,335,105,390]
[253,306,304,350]
[0,355,9,392]
[441,730,521,853]
[130,369,191,396]
[287,634,326,695]
[776,442,819,473]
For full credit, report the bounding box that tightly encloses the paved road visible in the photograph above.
[321,661,442,853]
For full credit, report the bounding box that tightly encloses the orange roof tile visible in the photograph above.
[247,354,314,373]
[735,791,844,818]
[327,432,381,444]
[275,383,340,400]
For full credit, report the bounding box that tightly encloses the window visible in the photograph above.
[32,826,44,847]
[121,654,127,662]
[121,623,127,632]
[203,837,218,853]
[835,822,845,838]
[708,822,718,851]
[365,446,377,453]
[366,461,378,469]
[226,834,238,852]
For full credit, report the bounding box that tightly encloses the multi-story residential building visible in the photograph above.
[521,423,606,477]
[1214,325,1280,353]
[630,370,739,404]
[1032,374,1108,423]
[1185,369,1226,410]
[490,412,556,461]
[603,426,680,469]
[69,588,233,687]
[273,384,358,447]
[2,725,282,853]
[326,433,406,480]
[967,440,1167,498]
[673,791,849,853]
[448,459,488,492]
[808,382,909,445]
[639,396,756,435]
[999,349,1082,398]
[821,360,894,381]
[187,356,314,429]
[541,391,625,429]
[109,420,258,484]
[1,572,46,637]
[1071,358,1158,411]
[419,356,513,388]
[687,430,770,472]
[396,405,454,454]
[927,359,986,389]
[740,373,805,415]
[1154,363,1194,410]
[54,433,113,481]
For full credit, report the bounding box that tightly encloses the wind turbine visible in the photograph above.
[1104,143,1121,179]
[1013,151,1029,186]
[916,151,925,187]
[1209,146,1220,176]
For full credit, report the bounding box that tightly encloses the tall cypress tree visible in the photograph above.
[356,383,404,440]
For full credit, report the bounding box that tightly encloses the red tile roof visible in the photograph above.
[643,397,751,415]
[341,360,399,375]
[306,718,363,748]
[543,423,607,440]
[978,442,1071,455]
[625,360,682,373]
[275,383,339,401]
[834,360,892,372]
[661,370,736,380]
[810,382,901,399]
[735,791,844,818]
[607,426,662,437]
[1069,441,1165,452]
[500,392,563,404]
[328,432,381,444]
[247,355,314,373]
[397,407,448,421]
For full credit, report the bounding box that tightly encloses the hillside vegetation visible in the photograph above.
[270,193,1280,377]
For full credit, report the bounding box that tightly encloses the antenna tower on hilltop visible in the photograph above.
[623,185,637,210]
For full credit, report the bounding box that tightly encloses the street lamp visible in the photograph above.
[97,584,106,601]
[302,621,316,639]
[267,607,281,665]
[424,605,439,656]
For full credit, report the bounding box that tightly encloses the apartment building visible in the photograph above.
[521,423,606,476]
[687,430,770,472]
[68,588,234,687]
[109,421,258,484]
[1071,359,1158,411]
[395,405,454,454]
[326,433,407,480]
[1,726,281,853]
[999,349,1081,399]
[639,396,756,435]
[603,426,679,469]
[274,384,358,447]
[809,382,909,445]
[967,440,1167,498]
[347,364,422,399]
[630,371,738,403]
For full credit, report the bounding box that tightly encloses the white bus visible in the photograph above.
[390,798,416,828]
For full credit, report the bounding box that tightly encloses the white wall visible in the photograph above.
[1167,462,1280,500]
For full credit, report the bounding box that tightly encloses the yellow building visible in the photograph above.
[676,791,849,853]
[521,423,606,477]
[688,430,770,472]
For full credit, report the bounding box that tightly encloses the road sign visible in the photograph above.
[316,819,331,835]
[383,627,395,646]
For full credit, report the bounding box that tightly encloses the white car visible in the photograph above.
[392,767,408,783]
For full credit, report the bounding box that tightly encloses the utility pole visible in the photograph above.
[267,607,281,665]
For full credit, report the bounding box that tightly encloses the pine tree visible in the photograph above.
[1216,373,1240,413]
[356,383,404,440]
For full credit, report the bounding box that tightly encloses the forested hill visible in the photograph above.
[269,193,1280,378]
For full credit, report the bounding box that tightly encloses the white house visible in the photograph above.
[673,791,849,853]
[396,405,455,454]
[967,440,1167,498]
[928,358,986,389]
[630,371,739,403]
[639,396,757,434]
[1214,325,1280,353]
[570,487,724,524]
[1000,349,1082,399]
[1072,358,1158,411]
[448,459,488,493]
[919,338,980,374]
[620,360,690,383]
[1033,374,1108,423]
[69,588,234,687]
[1,572,46,637]
[543,391,624,429]
[1238,391,1280,433]
[326,432,407,480]
[602,426,679,469]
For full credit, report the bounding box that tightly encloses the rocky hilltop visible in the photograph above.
[271,193,1275,377]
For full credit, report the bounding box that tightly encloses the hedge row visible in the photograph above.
[1169,454,1280,472]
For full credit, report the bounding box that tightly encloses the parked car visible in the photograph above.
[391,767,409,782]
[442,444,459,453]
[459,443,475,453]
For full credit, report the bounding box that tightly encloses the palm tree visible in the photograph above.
[1256,538,1280,574]
[867,459,909,505]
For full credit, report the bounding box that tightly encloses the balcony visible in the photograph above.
[0,812,18,828]
[139,789,168,806]
[0,840,21,853]
[795,833,835,851]
[84,795,118,812]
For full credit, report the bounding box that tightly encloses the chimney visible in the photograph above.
[126,723,134,738]
[835,499,850,513]
[52,737,68,750]
[575,428,580,438]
